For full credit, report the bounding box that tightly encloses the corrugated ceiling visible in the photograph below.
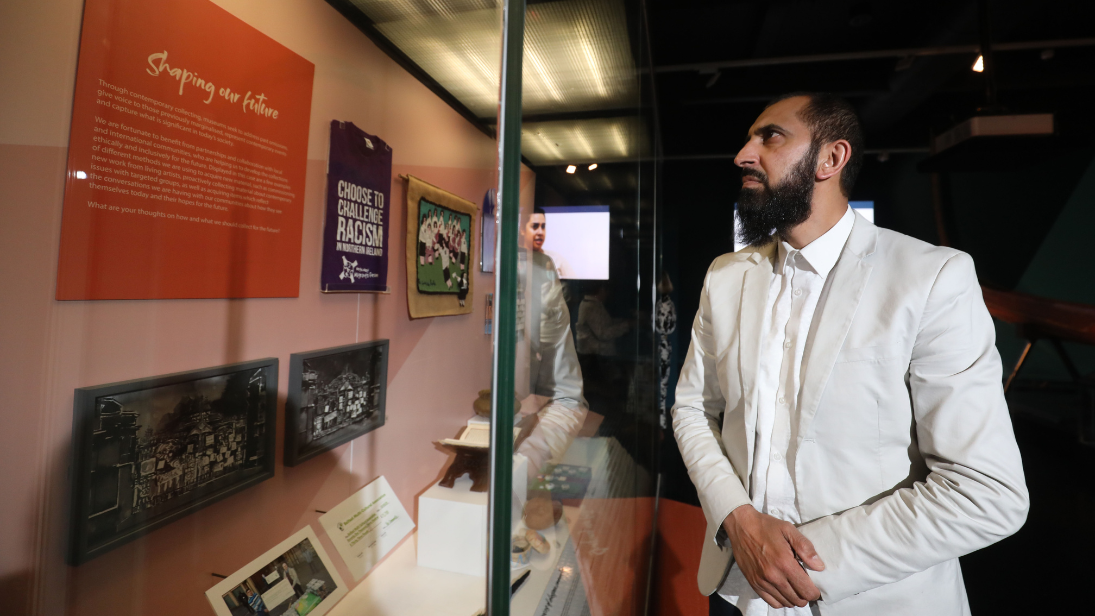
[347,0,645,165]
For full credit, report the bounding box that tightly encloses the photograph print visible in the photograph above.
[206,526,347,616]
[403,175,476,318]
[68,358,278,565]
[285,340,388,466]
[415,198,472,305]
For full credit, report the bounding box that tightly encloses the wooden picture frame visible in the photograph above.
[68,358,278,565]
[404,175,477,318]
[284,340,388,466]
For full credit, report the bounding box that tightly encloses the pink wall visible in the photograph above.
[0,1,515,614]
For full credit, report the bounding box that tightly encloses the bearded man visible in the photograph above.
[672,93,1028,616]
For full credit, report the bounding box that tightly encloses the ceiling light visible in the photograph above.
[566,165,577,174]
[588,163,598,170]
[972,55,984,72]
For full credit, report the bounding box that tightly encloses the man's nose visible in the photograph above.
[735,140,757,169]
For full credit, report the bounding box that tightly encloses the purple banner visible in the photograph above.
[321,120,392,292]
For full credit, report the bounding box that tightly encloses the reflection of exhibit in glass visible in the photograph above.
[516,219,588,479]
[522,206,574,280]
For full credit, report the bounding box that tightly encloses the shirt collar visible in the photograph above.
[777,205,855,279]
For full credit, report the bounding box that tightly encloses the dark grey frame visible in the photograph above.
[68,358,278,565]
[285,339,388,466]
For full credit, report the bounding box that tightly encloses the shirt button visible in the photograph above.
[772,452,782,461]
[784,340,792,349]
[793,288,802,297]
[778,396,786,405]
[770,508,781,517]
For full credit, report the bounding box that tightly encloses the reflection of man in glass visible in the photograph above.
[523,206,573,279]
[524,208,547,252]
[517,207,587,476]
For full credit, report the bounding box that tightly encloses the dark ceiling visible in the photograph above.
[526,0,1095,208]
[647,0,1095,160]
[329,0,1095,209]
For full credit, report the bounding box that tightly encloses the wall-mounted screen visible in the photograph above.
[541,205,610,280]
[732,201,875,252]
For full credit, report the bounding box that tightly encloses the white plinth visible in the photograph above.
[417,455,528,577]
[417,475,488,576]
[327,531,485,616]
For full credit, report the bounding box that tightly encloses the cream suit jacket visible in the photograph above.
[672,212,1029,616]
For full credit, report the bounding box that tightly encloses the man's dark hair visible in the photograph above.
[766,92,864,197]
[533,206,546,215]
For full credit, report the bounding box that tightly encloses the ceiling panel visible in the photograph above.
[351,0,504,117]
[521,116,649,165]
[349,0,640,121]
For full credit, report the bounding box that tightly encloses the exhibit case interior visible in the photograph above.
[0,0,661,614]
[486,0,662,614]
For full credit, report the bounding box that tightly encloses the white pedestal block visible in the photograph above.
[417,455,528,576]
[417,476,487,576]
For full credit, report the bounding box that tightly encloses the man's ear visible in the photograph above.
[816,140,851,182]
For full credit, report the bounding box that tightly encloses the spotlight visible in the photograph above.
[588,163,598,171]
[972,55,984,72]
[566,165,576,174]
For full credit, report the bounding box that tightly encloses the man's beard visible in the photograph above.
[737,142,819,247]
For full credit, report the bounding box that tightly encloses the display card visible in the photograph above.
[318,475,415,580]
[205,526,347,616]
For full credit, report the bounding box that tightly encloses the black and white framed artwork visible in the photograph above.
[285,340,388,466]
[68,358,278,565]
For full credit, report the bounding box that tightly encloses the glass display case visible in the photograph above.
[0,0,661,615]
[486,1,662,614]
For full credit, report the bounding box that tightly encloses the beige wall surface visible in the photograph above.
[0,1,511,614]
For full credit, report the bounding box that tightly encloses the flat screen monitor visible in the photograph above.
[540,205,610,280]
[732,201,874,252]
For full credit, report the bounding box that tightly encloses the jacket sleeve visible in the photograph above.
[672,261,751,540]
[799,253,1030,603]
[533,279,586,409]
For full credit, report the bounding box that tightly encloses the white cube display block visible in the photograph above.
[417,455,527,576]
[417,476,487,576]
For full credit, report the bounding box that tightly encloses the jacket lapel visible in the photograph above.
[796,212,877,441]
[738,244,774,477]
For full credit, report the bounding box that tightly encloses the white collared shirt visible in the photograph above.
[719,206,855,615]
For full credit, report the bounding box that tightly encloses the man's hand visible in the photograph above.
[722,505,825,609]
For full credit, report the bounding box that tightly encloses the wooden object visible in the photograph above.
[439,448,489,492]
[982,285,1095,443]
